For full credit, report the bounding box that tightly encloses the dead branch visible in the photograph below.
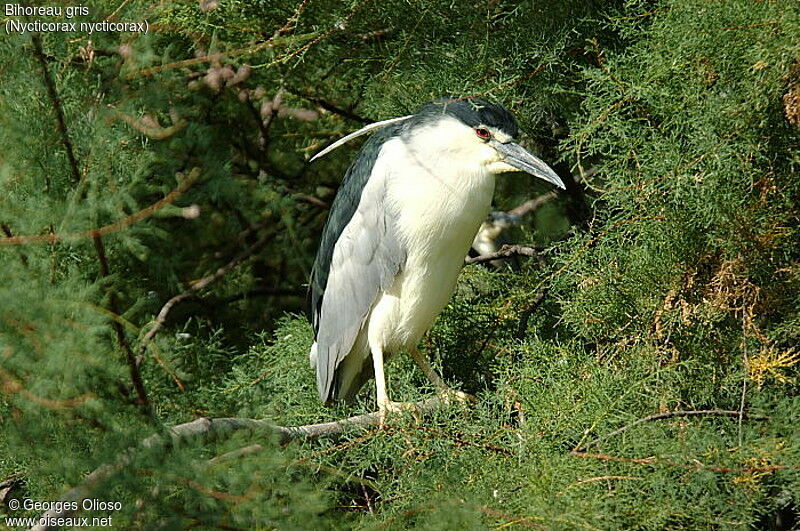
[506,168,592,218]
[0,168,201,246]
[507,191,558,217]
[576,409,770,452]
[136,229,274,361]
[31,397,443,531]
[465,244,544,266]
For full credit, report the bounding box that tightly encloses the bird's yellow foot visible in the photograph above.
[437,388,477,405]
[377,400,421,427]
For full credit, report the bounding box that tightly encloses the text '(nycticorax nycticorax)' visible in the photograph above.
[308,97,564,419]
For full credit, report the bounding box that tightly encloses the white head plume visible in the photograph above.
[310,115,414,162]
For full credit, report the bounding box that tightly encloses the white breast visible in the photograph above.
[367,128,496,352]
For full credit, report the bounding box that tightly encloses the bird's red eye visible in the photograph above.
[475,128,490,139]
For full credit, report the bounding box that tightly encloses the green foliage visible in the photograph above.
[2,0,799,528]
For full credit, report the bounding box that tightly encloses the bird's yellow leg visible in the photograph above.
[372,345,420,425]
[409,346,476,404]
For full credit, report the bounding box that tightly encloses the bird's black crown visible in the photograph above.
[415,97,519,138]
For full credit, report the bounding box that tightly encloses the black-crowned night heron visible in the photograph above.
[308,97,564,418]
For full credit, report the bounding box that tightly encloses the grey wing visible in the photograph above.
[313,161,406,402]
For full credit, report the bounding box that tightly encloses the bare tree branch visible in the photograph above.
[506,167,591,218]
[465,244,544,266]
[113,110,187,140]
[284,86,370,123]
[507,191,558,217]
[30,397,444,531]
[0,474,24,506]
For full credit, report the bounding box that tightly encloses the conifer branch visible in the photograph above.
[284,86,370,123]
[515,288,549,341]
[136,229,275,360]
[31,397,444,531]
[93,234,151,415]
[0,168,201,246]
[574,409,770,452]
[569,450,794,474]
[31,34,81,185]
[130,0,311,78]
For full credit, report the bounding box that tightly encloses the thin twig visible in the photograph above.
[207,444,264,465]
[32,34,80,184]
[507,192,558,217]
[0,168,201,246]
[739,344,749,447]
[136,230,274,360]
[572,475,643,486]
[479,506,545,529]
[570,450,794,474]
[130,0,311,78]
[465,245,544,266]
[576,409,769,452]
[515,288,548,341]
[0,224,28,266]
[31,397,445,531]
[93,234,151,415]
[284,86,370,123]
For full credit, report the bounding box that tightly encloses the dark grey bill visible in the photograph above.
[495,142,565,189]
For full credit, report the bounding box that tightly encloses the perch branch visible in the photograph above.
[575,409,769,452]
[465,245,544,266]
[31,397,443,531]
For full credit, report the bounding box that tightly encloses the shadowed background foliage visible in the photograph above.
[1,0,799,528]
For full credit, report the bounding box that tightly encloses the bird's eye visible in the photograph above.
[475,128,490,140]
